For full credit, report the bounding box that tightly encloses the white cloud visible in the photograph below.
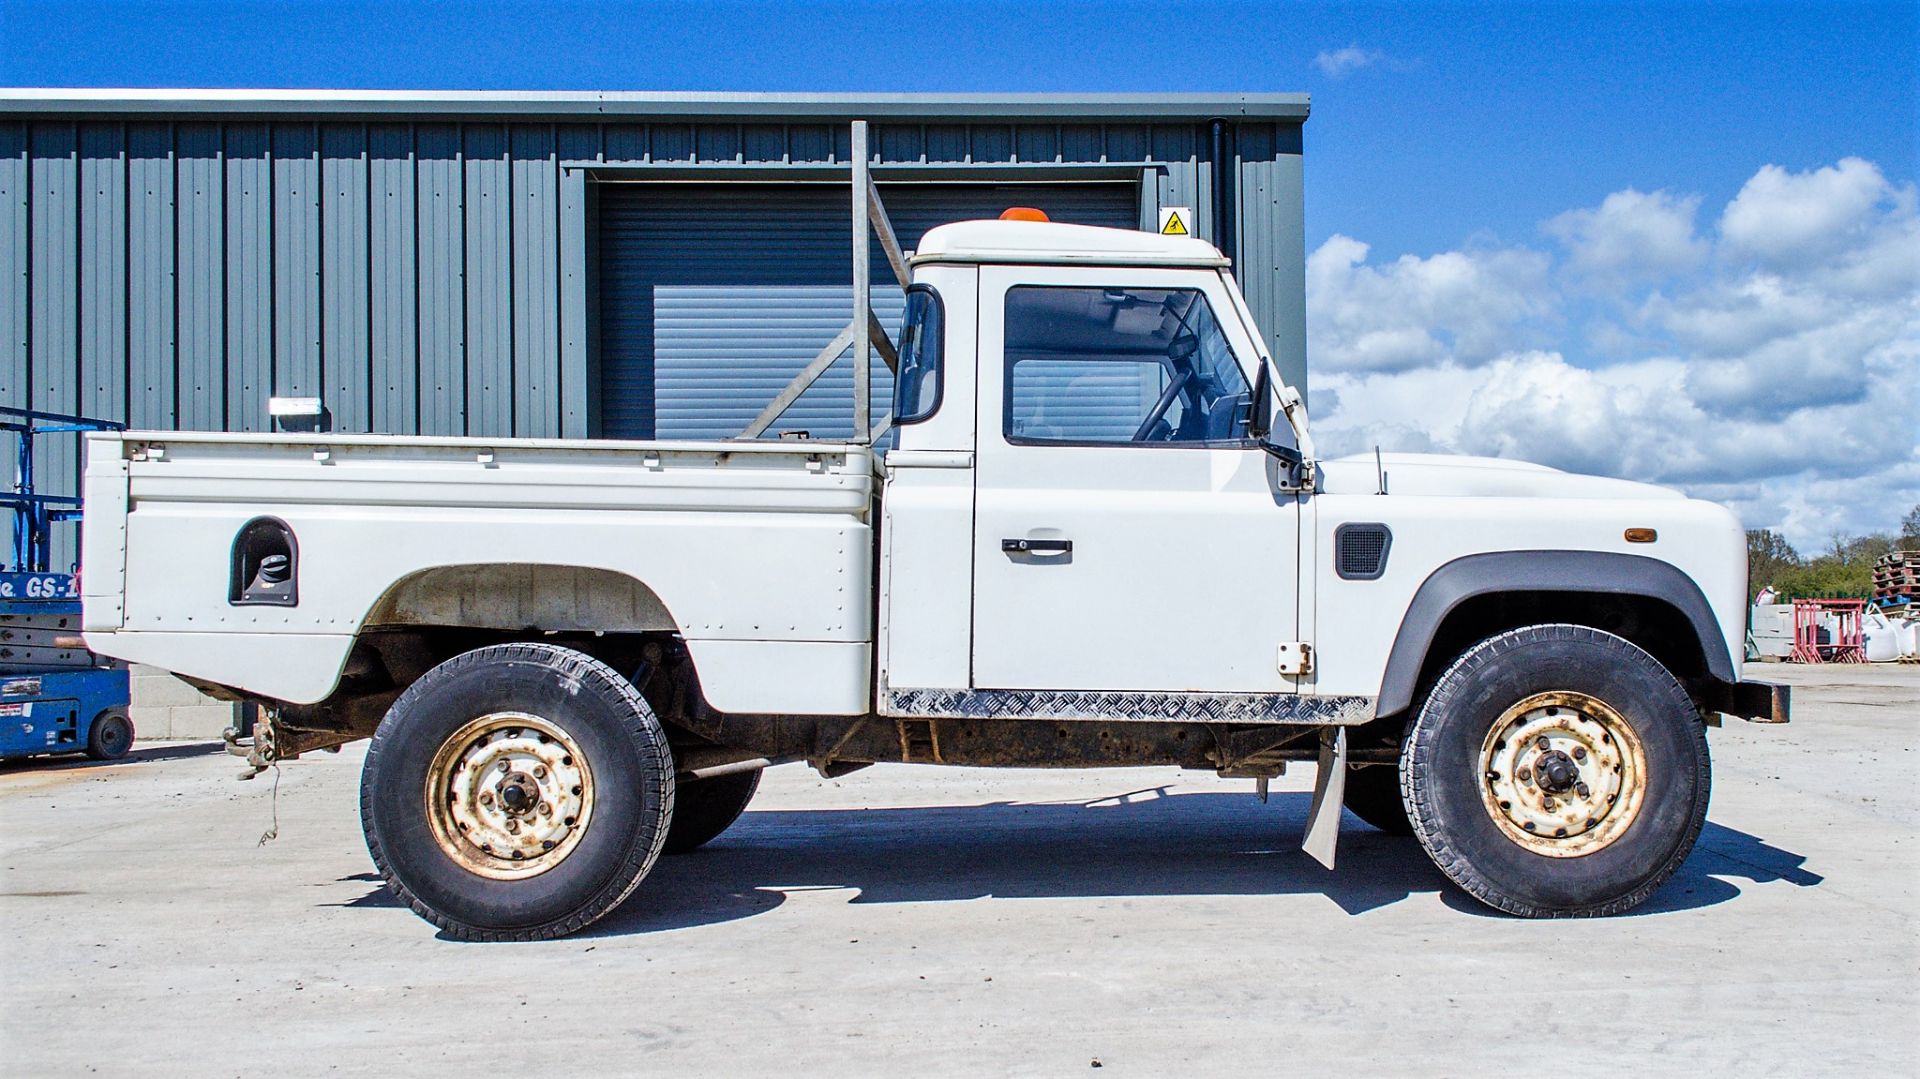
[1307,236,1553,372]
[1314,45,1386,78]
[1720,157,1897,267]
[1544,188,1706,285]
[1306,157,1920,548]
[1672,287,1911,416]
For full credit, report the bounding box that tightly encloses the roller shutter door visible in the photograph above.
[596,181,1140,439]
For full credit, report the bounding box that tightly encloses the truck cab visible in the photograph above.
[80,213,1787,942]
[883,220,1315,715]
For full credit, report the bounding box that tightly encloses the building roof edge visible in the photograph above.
[0,88,1310,121]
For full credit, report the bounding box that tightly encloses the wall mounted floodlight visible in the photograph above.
[268,396,328,433]
[267,397,323,417]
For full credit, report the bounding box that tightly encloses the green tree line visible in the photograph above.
[1747,505,1920,601]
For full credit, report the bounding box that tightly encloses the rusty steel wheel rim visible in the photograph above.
[1478,691,1648,858]
[425,712,594,880]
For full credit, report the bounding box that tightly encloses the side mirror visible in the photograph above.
[1249,362,1273,439]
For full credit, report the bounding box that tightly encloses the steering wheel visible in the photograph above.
[1132,368,1192,442]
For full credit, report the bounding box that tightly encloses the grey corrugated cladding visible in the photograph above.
[0,91,1307,568]
[604,180,1139,440]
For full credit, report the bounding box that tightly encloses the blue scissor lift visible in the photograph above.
[0,407,133,762]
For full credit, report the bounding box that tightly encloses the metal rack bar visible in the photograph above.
[852,121,872,443]
[736,120,905,444]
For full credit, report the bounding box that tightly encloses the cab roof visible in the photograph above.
[910,219,1230,269]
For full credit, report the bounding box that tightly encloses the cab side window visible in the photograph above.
[1003,286,1252,445]
[891,284,945,425]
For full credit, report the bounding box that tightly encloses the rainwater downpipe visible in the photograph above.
[1209,118,1236,267]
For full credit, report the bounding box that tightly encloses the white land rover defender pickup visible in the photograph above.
[80,210,1788,941]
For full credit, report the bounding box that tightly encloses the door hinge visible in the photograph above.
[1277,641,1314,676]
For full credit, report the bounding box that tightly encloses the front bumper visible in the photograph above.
[1703,679,1791,724]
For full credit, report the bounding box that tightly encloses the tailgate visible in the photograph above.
[79,432,130,633]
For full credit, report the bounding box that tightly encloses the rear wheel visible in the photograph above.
[1402,624,1710,917]
[360,643,674,941]
[663,768,761,854]
[85,710,134,760]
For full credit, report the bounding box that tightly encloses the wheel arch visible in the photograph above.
[364,563,680,635]
[246,565,693,760]
[1376,551,1736,719]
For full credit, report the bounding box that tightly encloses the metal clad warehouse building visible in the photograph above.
[1,90,1308,564]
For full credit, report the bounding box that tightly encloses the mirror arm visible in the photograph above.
[1261,439,1311,491]
[1274,379,1317,471]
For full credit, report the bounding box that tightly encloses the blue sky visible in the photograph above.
[3,1,1912,256]
[3,0,1917,544]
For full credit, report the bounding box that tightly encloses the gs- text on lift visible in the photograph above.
[0,407,133,762]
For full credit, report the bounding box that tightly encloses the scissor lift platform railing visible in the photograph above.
[1,407,134,761]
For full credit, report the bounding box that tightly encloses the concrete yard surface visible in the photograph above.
[2,663,1915,1077]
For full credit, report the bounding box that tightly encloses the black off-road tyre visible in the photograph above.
[360,643,674,941]
[663,768,761,854]
[1343,762,1413,834]
[1402,624,1710,917]
[85,710,134,760]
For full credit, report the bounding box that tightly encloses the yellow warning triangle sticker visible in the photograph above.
[1160,211,1189,236]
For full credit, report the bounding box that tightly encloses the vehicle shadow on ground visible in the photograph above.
[0,740,224,777]
[553,789,1821,938]
[330,788,1822,935]
[1437,815,1824,918]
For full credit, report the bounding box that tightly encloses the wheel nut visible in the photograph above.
[506,820,520,834]
[538,802,552,817]
[479,791,494,806]
[533,764,548,779]
[1576,782,1591,798]
[1536,736,1551,751]
[1572,746,1587,761]
[1542,798,1557,811]
[497,761,511,773]
[1517,767,1532,783]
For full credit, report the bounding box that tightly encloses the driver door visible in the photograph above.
[969,264,1302,693]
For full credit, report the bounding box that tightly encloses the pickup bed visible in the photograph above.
[83,216,1787,940]
[83,434,876,715]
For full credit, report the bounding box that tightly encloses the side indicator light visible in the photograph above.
[1624,528,1658,543]
[999,207,1050,221]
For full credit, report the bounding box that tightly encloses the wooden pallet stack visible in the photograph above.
[1873,550,1920,606]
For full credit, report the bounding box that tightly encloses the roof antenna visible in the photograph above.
[1374,446,1388,496]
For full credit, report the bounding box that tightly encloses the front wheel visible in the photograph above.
[1402,624,1710,917]
[360,643,674,941]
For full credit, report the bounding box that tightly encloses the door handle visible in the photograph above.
[1002,538,1072,554]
